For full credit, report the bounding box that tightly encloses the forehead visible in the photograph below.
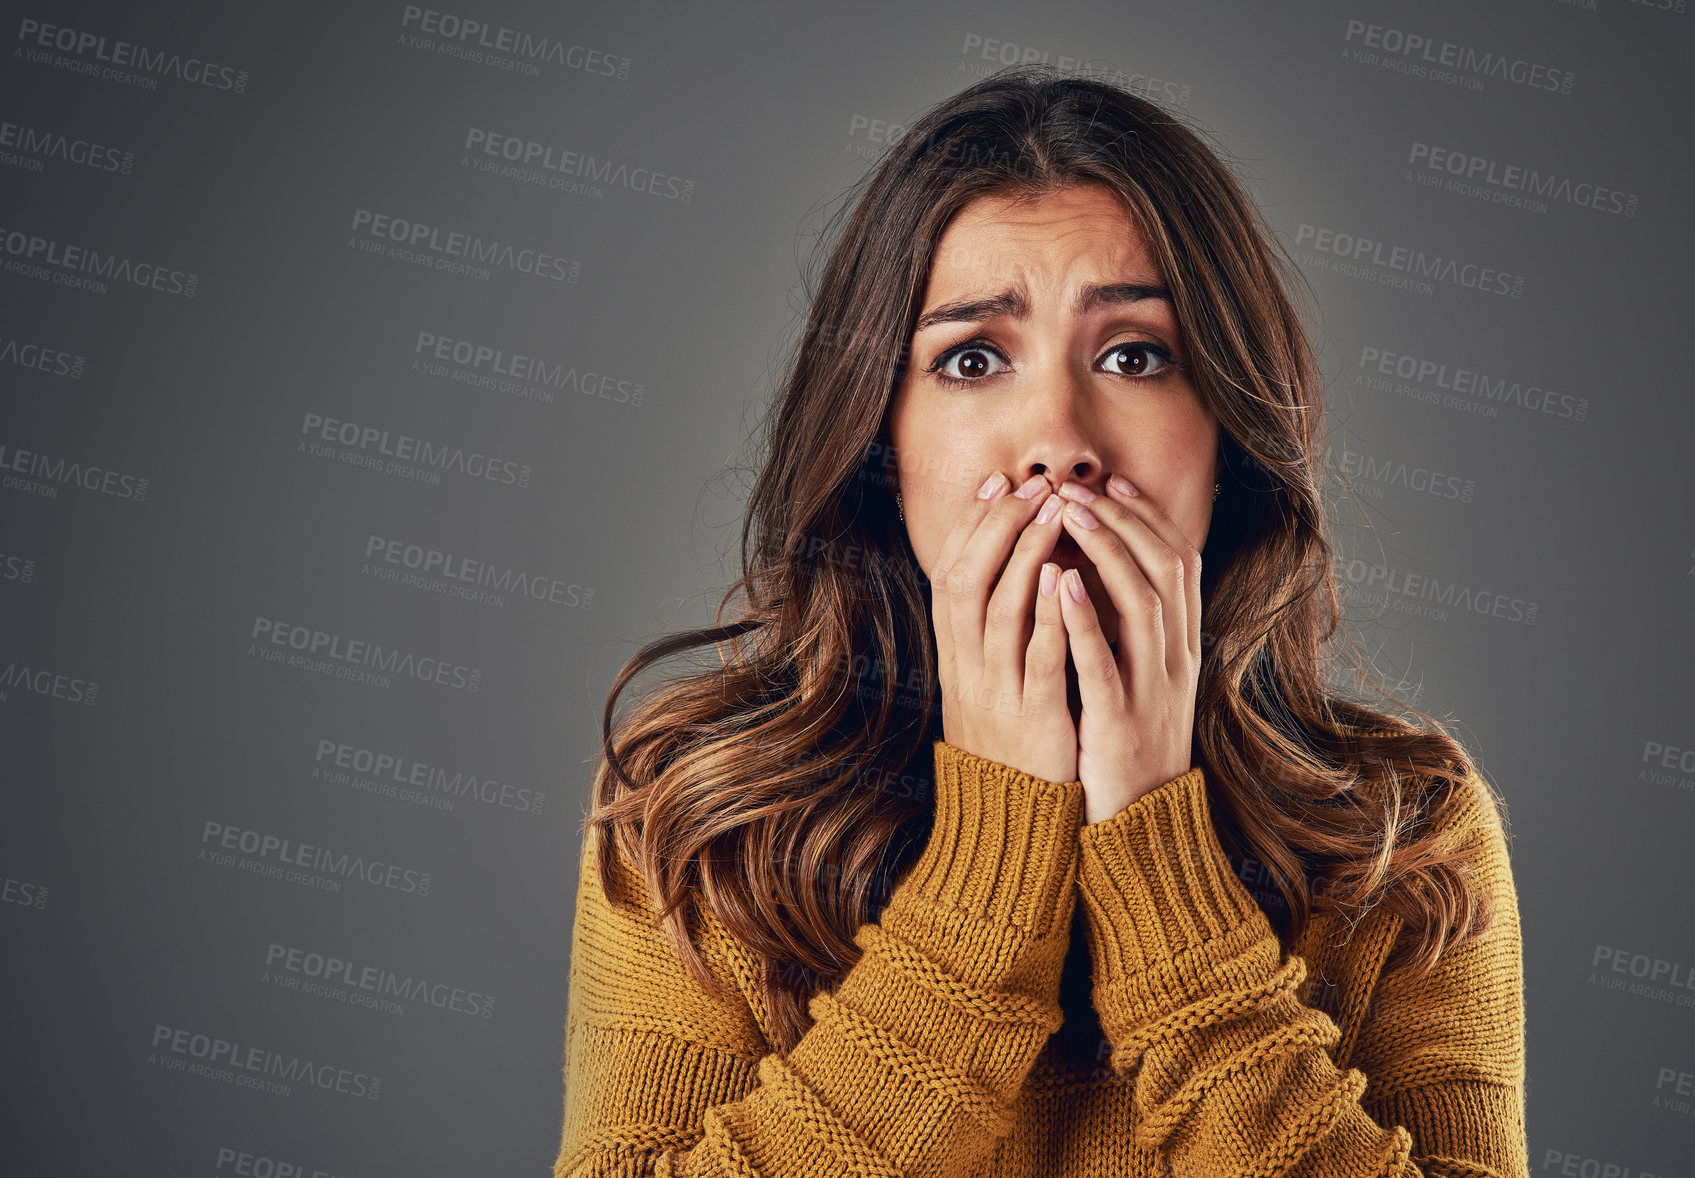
[928,183,1156,288]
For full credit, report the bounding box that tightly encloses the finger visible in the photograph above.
[929,470,1008,580]
[929,470,1013,696]
[1059,499,1165,704]
[1061,490,1191,681]
[1057,566,1121,726]
[1103,479,1204,666]
[1024,560,1068,720]
[985,491,1064,691]
[947,475,1052,684]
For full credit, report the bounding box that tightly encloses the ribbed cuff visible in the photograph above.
[890,740,1085,934]
[1074,766,1268,994]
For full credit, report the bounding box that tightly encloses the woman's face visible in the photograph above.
[888,181,1221,649]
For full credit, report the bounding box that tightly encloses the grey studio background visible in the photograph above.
[2,0,1692,1174]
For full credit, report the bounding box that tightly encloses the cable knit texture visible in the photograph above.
[554,739,1528,1178]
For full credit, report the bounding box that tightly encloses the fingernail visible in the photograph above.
[1064,500,1100,529]
[1035,493,1062,524]
[1058,481,1096,503]
[1065,568,1087,603]
[1108,474,1138,497]
[976,472,1007,499]
[1040,562,1058,597]
[1014,474,1048,499]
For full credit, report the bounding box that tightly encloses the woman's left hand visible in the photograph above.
[1051,476,1203,825]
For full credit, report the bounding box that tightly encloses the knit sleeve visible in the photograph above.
[1072,765,1528,1178]
[553,739,1087,1178]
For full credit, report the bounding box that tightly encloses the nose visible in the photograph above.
[1016,378,1104,495]
[1024,456,1099,493]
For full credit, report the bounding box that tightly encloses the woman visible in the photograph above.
[553,65,1526,1178]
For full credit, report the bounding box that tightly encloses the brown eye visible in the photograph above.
[1102,342,1172,378]
[929,341,1010,386]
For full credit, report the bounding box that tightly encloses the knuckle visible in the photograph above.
[1159,549,1185,583]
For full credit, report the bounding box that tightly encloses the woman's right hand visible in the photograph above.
[928,471,1078,784]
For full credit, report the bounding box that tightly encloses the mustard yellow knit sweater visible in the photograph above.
[554,740,1527,1177]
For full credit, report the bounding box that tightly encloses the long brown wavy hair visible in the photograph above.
[580,65,1510,1053]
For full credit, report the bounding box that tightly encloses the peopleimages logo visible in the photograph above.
[1540,1150,1678,1178]
[398,6,632,80]
[847,112,910,143]
[1341,18,1575,95]
[1355,345,1589,423]
[0,117,134,176]
[0,440,148,500]
[149,1023,380,1100]
[462,128,694,202]
[0,223,199,297]
[264,942,496,1019]
[0,551,38,584]
[248,615,484,693]
[1640,738,1695,796]
[313,735,547,817]
[1592,945,1695,1009]
[13,17,250,92]
[1652,1065,1695,1115]
[411,330,646,407]
[200,820,433,897]
[348,208,581,282]
[1322,443,1475,503]
[1408,142,1639,218]
[298,412,532,489]
[0,332,86,378]
[363,533,592,611]
[1295,224,1525,299]
[955,33,1192,107]
[213,1146,347,1178]
[1334,557,1539,626]
[2,873,49,910]
[0,660,99,705]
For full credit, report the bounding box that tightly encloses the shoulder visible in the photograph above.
[574,824,774,1054]
[1374,762,1523,981]
[1388,759,1519,902]
[1343,739,1514,859]
[1449,765,1520,912]
[1424,763,1517,875]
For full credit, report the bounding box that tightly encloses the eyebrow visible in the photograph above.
[913,281,1172,332]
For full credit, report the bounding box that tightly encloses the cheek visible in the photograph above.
[1120,416,1216,548]
[896,402,994,501]
[894,426,999,574]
